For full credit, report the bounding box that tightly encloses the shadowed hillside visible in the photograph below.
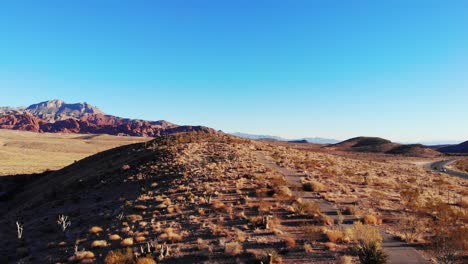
[438,140,468,154]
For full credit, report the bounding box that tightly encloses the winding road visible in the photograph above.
[429,159,468,180]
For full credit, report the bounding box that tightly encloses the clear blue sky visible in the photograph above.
[1,1,467,143]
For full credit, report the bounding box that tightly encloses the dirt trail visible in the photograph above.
[255,151,430,264]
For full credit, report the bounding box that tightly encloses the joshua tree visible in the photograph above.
[16,221,24,239]
[57,215,71,232]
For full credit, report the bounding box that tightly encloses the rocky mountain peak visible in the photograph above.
[25,99,104,123]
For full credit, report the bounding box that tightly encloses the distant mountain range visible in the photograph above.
[0,99,215,137]
[230,132,340,144]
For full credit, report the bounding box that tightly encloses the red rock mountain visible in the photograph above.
[0,100,216,137]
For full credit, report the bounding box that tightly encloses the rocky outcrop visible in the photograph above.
[0,113,43,132]
[0,100,216,137]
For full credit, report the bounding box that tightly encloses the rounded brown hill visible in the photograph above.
[326,136,441,157]
[327,137,398,153]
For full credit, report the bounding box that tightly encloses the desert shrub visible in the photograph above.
[159,227,183,243]
[342,205,358,215]
[302,181,324,192]
[348,222,382,246]
[109,234,122,241]
[212,200,226,211]
[136,256,156,264]
[89,226,103,234]
[225,241,243,255]
[121,237,134,247]
[339,255,353,264]
[91,240,108,248]
[303,243,313,253]
[257,200,273,213]
[324,242,337,251]
[282,236,296,248]
[400,185,422,210]
[266,250,283,263]
[399,214,427,243]
[273,185,293,198]
[105,248,134,264]
[362,214,378,225]
[256,187,269,197]
[354,242,388,264]
[301,224,324,242]
[326,229,345,243]
[292,199,320,216]
[270,175,288,187]
[316,213,334,226]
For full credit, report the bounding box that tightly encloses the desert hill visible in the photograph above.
[1,132,466,263]
[1,132,291,263]
[327,137,441,157]
[0,100,215,137]
[438,140,468,154]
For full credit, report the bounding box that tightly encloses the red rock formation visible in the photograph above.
[0,113,43,132]
[0,113,216,137]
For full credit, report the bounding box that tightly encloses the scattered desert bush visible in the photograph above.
[400,185,422,210]
[273,185,293,198]
[354,242,388,264]
[325,242,337,251]
[212,200,226,211]
[121,237,134,247]
[91,240,108,248]
[159,227,183,243]
[303,243,313,253]
[326,229,345,243]
[257,200,273,213]
[69,251,95,262]
[292,199,320,216]
[136,256,156,264]
[302,180,324,192]
[282,236,296,248]
[342,205,358,215]
[225,241,243,255]
[109,234,122,241]
[89,226,104,234]
[399,214,426,243]
[105,248,134,264]
[339,255,353,264]
[362,214,378,225]
[302,224,324,242]
[348,222,382,246]
[316,213,334,226]
[266,250,283,264]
